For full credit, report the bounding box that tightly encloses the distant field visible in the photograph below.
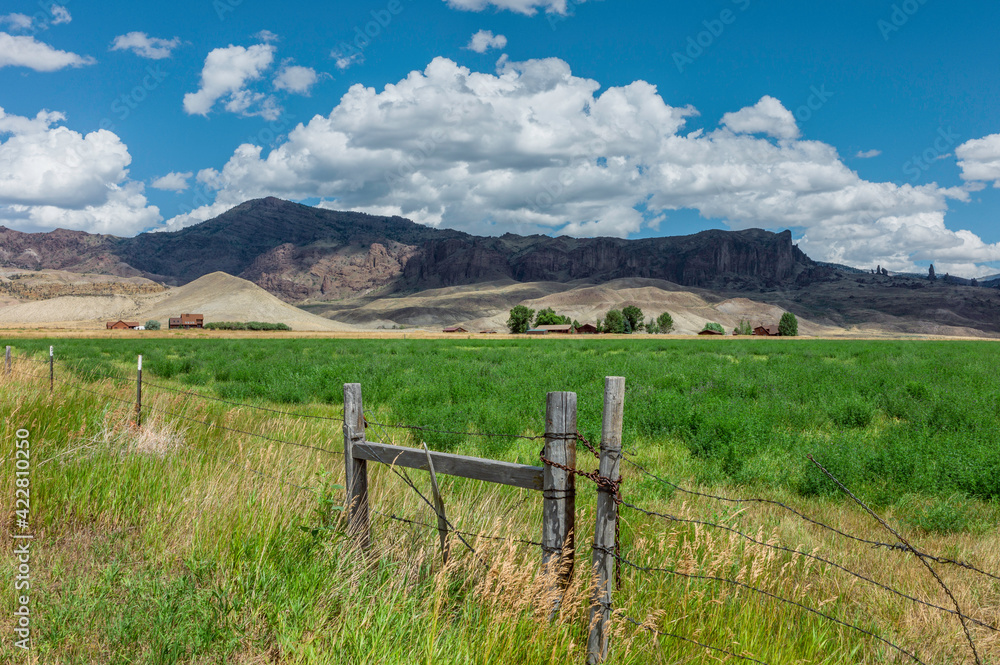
[10,336,1000,504]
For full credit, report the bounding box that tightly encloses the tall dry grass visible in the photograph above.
[1,357,998,663]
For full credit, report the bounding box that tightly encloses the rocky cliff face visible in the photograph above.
[0,197,818,301]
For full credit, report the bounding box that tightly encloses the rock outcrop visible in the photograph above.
[1,197,818,302]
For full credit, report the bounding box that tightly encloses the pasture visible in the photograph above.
[2,337,999,663]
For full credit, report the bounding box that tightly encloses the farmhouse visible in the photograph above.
[442,326,469,333]
[754,325,781,336]
[575,323,599,334]
[535,324,574,334]
[106,320,140,330]
[698,329,725,336]
[479,329,498,334]
[525,328,548,335]
[169,313,204,329]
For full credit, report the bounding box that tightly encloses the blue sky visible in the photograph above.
[2,0,999,276]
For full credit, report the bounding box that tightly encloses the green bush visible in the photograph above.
[144,320,161,331]
[733,320,753,336]
[779,312,799,336]
[203,322,291,331]
[702,322,725,334]
[603,309,625,334]
[656,312,674,334]
[506,306,534,334]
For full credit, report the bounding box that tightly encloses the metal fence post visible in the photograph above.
[543,391,577,596]
[135,355,143,427]
[343,383,371,550]
[588,376,625,664]
[49,346,54,393]
[4,346,10,376]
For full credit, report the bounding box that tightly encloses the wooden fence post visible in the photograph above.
[422,442,450,565]
[135,355,143,427]
[588,376,625,665]
[343,383,371,550]
[4,346,10,376]
[543,391,577,594]
[49,346,54,393]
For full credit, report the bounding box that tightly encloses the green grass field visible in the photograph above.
[3,337,999,663]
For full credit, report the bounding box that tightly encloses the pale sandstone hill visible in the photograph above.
[0,272,354,331]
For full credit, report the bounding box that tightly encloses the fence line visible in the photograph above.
[619,499,996,631]
[621,453,1000,582]
[5,345,996,664]
[810,455,982,665]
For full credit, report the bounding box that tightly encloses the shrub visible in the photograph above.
[702,322,725,334]
[656,312,674,333]
[506,306,535,334]
[779,312,799,337]
[203,322,291,331]
[733,319,753,336]
[144,320,161,331]
[534,308,569,326]
[603,309,625,334]
[622,305,644,333]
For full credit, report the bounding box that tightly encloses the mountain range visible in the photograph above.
[2,197,999,334]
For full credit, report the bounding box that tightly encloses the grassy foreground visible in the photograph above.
[2,338,1000,663]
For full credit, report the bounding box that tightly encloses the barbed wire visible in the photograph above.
[365,417,547,442]
[360,424,479,558]
[371,510,544,548]
[621,454,1000,582]
[619,500,996,631]
[616,609,772,665]
[809,455,982,665]
[143,379,346,424]
[607,548,929,665]
[143,401,342,457]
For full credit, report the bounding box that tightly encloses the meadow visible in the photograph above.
[2,337,999,663]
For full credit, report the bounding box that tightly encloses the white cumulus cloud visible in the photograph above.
[956,133,1000,188]
[721,95,801,141]
[0,32,95,71]
[0,107,160,235]
[111,32,182,59]
[0,13,33,31]
[467,30,507,53]
[151,171,193,192]
[160,56,1000,275]
[273,64,318,94]
[446,0,584,15]
[183,43,277,119]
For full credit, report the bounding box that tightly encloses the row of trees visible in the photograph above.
[506,305,674,334]
[507,305,798,336]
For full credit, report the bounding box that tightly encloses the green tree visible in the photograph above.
[534,307,569,326]
[144,319,161,331]
[656,311,674,334]
[733,319,753,336]
[779,312,799,337]
[646,317,659,334]
[621,305,644,333]
[702,322,725,334]
[604,309,625,334]
[506,306,535,334]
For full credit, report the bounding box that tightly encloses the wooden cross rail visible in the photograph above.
[351,441,544,490]
[341,379,625,664]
